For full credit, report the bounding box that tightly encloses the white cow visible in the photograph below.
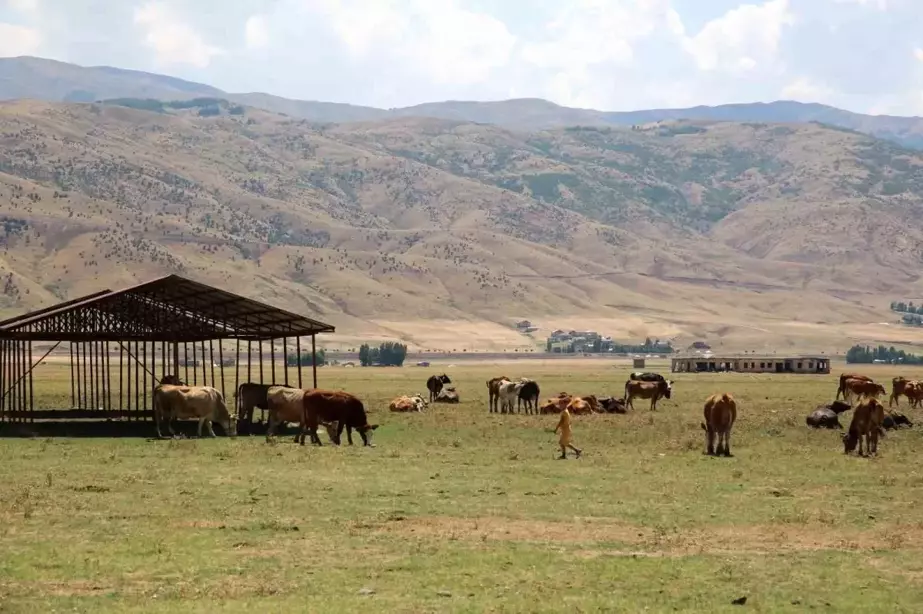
[497,380,525,414]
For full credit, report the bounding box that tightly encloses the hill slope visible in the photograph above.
[2,56,923,150]
[0,99,922,352]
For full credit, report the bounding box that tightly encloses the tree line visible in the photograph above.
[285,349,326,366]
[846,344,923,365]
[891,301,923,315]
[359,342,408,367]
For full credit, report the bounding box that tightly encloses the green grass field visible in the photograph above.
[2,359,923,613]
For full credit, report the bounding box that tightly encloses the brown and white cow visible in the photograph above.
[843,398,885,456]
[624,379,673,411]
[836,373,873,401]
[299,389,379,447]
[497,380,525,414]
[389,394,428,412]
[153,384,237,439]
[487,376,510,413]
[701,392,737,457]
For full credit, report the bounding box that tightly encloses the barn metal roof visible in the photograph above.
[0,274,335,342]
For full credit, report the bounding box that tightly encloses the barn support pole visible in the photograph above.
[95,341,102,412]
[258,341,264,384]
[218,340,226,402]
[191,343,197,385]
[69,342,75,408]
[105,341,112,412]
[209,340,216,389]
[19,341,26,420]
[282,337,289,386]
[119,343,124,415]
[133,341,139,419]
[28,341,34,419]
[15,341,22,422]
[161,341,166,381]
[0,341,6,422]
[172,342,180,384]
[200,341,207,386]
[142,342,148,414]
[73,342,81,411]
[10,341,16,422]
[296,336,303,389]
[183,343,189,385]
[87,341,95,411]
[312,334,318,389]
[247,340,252,383]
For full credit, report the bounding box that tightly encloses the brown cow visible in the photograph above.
[701,393,737,457]
[842,378,887,402]
[843,398,885,456]
[836,373,873,400]
[890,377,909,407]
[624,379,673,411]
[565,397,592,415]
[904,380,923,409]
[487,376,510,413]
[264,386,338,443]
[153,384,237,439]
[299,389,379,447]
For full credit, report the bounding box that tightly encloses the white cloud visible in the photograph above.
[133,2,222,68]
[915,48,923,63]
[244,14,269,50]
[0,22,42,56]
[833,0,888,9]
[682,0,795,73]
[6,0,40,14]
[306,0,516,86]
[780,77,835,103]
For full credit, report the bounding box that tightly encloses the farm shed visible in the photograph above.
[0,274,334,425]
[670,354,830,374]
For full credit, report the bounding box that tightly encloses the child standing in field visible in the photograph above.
[554,407,582,459]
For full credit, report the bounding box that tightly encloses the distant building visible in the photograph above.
[689,341,711,350]
[515,320,533,330]
[671,354,830,374]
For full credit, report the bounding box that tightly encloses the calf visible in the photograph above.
[806,408,842,429]
[836,373,873,401]
[842,378,887,402]
[843,398,885,456]
[300,389,379,447]
[517,379,541,414]
[487,376,510,412]
[701,392,737,457]
[624,379,673,411]
[426,374,451,403]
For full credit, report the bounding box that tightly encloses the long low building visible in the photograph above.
[671,354,831,374]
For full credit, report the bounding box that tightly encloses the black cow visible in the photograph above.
[517,380,540,414]
[629,372,666,383]
[882,413,913,430]
[426,374,451,403]
[599,396,627,414]
[806,408,842,429]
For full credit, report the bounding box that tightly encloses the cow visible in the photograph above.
[153,384,237,439]
[565,396,593,415]
[882,412,913,430]
[497,380,524,414]
[701,392,737,457]
[435,386,460,403]
[299,389,378,447]
[426,374,451,403]
[624,379,672,411]
[890,377,910,407]
[236,382,297,433]
[903,380,923,409]
[539,394,572,414]
[389,394,428,412]
[806,408,842,429]
[836,373,873,400]
[842,378,887,402]
[487,376,510,413]
[843,398,885,456]
[598,396,627,414]
[517,379,541,414]
[630,372,666,383]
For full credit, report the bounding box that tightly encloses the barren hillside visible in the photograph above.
[0,99,921,352]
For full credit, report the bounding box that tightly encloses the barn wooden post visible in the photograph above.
[19,341,27,419]
[191,343,197,385]
[311,334,317,388]
[105,341,112,412]
[119,342,124,415]
[28,341,34,419]
[200,341,207,386]
[183,343,189,385]
[10,341,16,421]
[69,342,75,408]
[88,340,96,411]
[270,339,276,385]
[258,341,264,384]
[295,336,302,389]
[234,339,240,399]
[209,339,216,389]
[218,340,226,401]
[0,340,6,421]
[282,337,289,386]
[74,342,81,410]
[247,340,252,383]
[142,342,148,414]
[134,341,140,419]
[173,342,180,383]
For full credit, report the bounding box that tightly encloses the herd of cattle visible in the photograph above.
[147,369,918,458]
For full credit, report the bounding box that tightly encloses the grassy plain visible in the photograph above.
[2,359,923,612]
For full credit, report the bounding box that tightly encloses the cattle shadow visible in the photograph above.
[0,419,300,439]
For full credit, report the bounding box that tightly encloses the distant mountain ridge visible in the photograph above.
[2,56,923,149]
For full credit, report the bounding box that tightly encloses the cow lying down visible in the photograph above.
[806,400,853,429]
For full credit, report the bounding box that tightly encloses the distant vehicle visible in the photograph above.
[416,361,431,367]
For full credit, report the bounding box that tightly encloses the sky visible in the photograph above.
[1,0,922,115]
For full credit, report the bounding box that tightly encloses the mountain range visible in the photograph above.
[0,56,922,353]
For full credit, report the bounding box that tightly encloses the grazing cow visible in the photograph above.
[517,379,541,414]
[630,372,666,383]
[389,394,428,412]
[806,408,842,429]
[487,376,510,412]
[426,374,451,403]
[701,393,737,457]
[236,382,297,432]
[598,396,627,414]
[153,384,237,439]
[624,379,673,411]
[842,378,887,402]
[299,389,378,447]
[836,373,873,400]
[435,386,460,403]
[497,380,524,414]
[843,398,885,456]
[266,386,317,442]
[882,412,913,430]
